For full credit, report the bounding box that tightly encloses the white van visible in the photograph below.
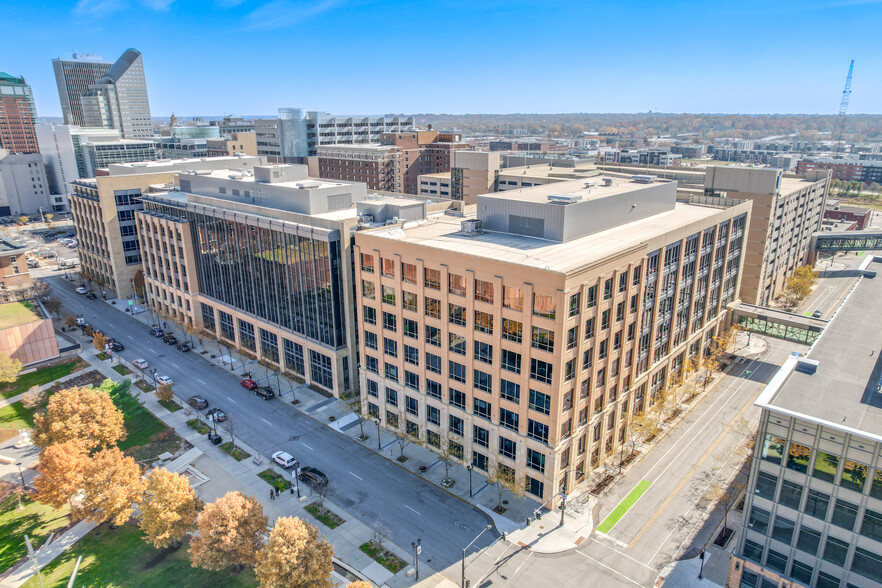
[272,451,297,469]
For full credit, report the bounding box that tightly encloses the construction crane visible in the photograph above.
[833,60,854,150]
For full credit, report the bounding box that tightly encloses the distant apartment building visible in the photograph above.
[255,117,282,161]
[354,177,750,503]
[704,166,830,307]
[824,204,872,231]
[670,144,708,159]
[0,150,53,216]
[0,238,31,300]
[732,256,882,588]
[318,130,466,194]
[0,73,39,154]
[68,155,265,298]
[79,49,153,140]
[205,132,257,157]
[52,54,112,126]
[797,158,876,183]
[135,163,385,396]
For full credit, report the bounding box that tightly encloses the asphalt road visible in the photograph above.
[46,276,497,572]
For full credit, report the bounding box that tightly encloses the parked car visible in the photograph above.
[205,408,227,423]
[255,386,275,400]
[108,341,124,352]
[161,335,178,345]
[812,309,823,318]
[187,395,208,410]
[298,467,329,489]
[272,451,297,469]
[156,375,174,385]
[132,358,150,370]
[75,286,87,295]
[26,258,38,268]
[150,327,164,337]
[176,343,190,352]
[85,291,97,300]
[240,379,258,390]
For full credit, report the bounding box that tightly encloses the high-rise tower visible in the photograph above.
[51,54,112,126]
[80,49,153,139]
[0,72,39,153]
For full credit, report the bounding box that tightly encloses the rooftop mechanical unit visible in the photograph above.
[632,174,657,184]
[547,193,583,205]
[459,219,483,236]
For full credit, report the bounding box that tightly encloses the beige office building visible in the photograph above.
[69,155,265,298]
[704,166,831,306]
[354,177,751,503]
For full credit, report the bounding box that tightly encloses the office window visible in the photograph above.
[747,506,770,535]
[382,285,396,305]
[498,436,516,459]
[771,515,795,544]
[362,280,376,299]
[474,341,493,364]
[405,395,419,416]
[472,451,488,472]
[364,331,378,351]
[474,398,491,421]
[527,448,546,474]
[425,325,441,347]
[449,273,466,296]
[618,272,628,293]
[365,356,379,374]
[385,387,398,407]
[531,326,555,352]
[527,419,549,444]
[742,539,764,563]
[475,310,493,334]
[405,371,420,391]
[804,489,829,520]
[821,536,848,566]
[425,352,441,374]
[831,499,858,531]
[812,450,839,483]
[503,285,523,310]
[382,312,397,332]
[530,359,552,384]
[532,293,556,319]
[529,390,550,415]
[449,415,464,436]
[500,379,520,403]
[384,337,397,358]
[384,362,398,382]
[569,293,581,317]
[501,349,521,374]
[502,319,522,343]
[360,253,374,273]
[796,526,821,556]
[499,408,519,432]
[473,425,489,448]
[474,370,492,393]
[765,549,788,574]
[761,434,785,464]
[853,547,882,583]
[363,305,377,325]
[449,303,466,326]
[586,285,596,308]
[816,572,840,588]
[526,476,544,499]
[603,278,613,300]
[403,318,418,339]
[841,459,868,493]
[426,379,441,400]
[427,405,440,426]
[779,480,803,510]
[403,291,418,312]
[425,297,441,319]
[787,442,810,473]
[424,268,441,290]
[475,279,494,303]
[449,361,466,383]
[381,257,395,277]
[449,333,466,355]
[860,508,882,542]
[790,560,813,584]
[402,262,417,284]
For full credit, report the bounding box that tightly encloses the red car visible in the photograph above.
[240,379,258,390]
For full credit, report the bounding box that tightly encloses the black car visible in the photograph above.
[150,327,164,337]
[176,343,190,352]
[205,408,227,422]
[85,292,97,300]
[162,335,178,345]
[255,386,275,400]
[187,395,209,410]
[108,341,124,352]
[298,467,328,489]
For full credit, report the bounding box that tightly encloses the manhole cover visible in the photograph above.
[502,500,509,505]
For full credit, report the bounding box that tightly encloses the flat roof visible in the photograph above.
[497,164,599,180]
[109,155,261,169]
[779,175,825,195]
[195,168,350,190]
[0,238,27,254]
[318,143,395,152]
[762,257,882,438]
[366,199,737,274]
[0,301,42,329]
[479,175,663,205]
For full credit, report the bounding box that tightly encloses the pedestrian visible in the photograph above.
[275,488,280,498]
[270,489,275,500]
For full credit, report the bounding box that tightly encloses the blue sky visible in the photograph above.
[3,0,881,117]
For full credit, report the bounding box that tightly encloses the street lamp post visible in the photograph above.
[462,525,492,588]
[698,549,705,579]
[374,419,382,450]
[411,539,421,580]
[466,465,473,497]
[15,462,26,509]
[292,462,301,498]
[559,493,567,526]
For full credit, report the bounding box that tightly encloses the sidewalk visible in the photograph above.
[0,520,97,588]
[80,350,427,587]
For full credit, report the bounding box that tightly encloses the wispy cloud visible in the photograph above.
[245,0,345,30]
[74,0,129,15]
[141,0,176,9]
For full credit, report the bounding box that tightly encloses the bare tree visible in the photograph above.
[370,520,390,549]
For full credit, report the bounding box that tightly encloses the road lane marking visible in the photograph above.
[596,480,652,534]
[126,335,133,340]
[261,418,273,426]
[225,396,237,404]
[404,504,421,516]
[171,362,180,368]
[301,442,314,451]
[349,471,363,481]
[574,551,642,587]
[197,379,206,384]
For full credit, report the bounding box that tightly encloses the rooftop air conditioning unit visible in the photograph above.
[632,174,656,184]
[547,193,583,204]
[228,172,243,180]
[583,181,596,188]
[602,177,614,186]
[460,219,483,235]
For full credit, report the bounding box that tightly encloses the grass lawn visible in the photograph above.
[24,522,257,588]
[257,469,291,491]
[220,442,251,461]
[0,301,40,329]
[112,365,133,376]
[0,401,36,431]
[0,358,85,399]
[111,389,167,452]
[304,503,344,529]
[0,496,71,574]
[359,541,406,573]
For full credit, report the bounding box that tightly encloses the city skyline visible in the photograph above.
[2,0,880,118]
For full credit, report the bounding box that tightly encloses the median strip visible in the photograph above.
[596,479,652,534]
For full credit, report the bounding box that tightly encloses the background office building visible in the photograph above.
[703,166,831,306]
[0,73,39,154]
[68,155,264,298]
[79,49,153,140]
[354,177,750,502]
[135,163,372,396]
[52,53,112,126]
[733,256,882,588]
[0,150,53,216]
